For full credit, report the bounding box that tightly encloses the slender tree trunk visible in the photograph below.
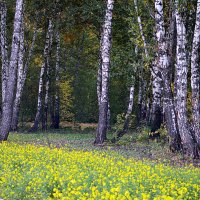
[107,101,111,130]
[155,0,181,151]
[134,0,162,128]
[0,2,9,107]
[10,17,25,131]
[134,0,148,57]
[134,0,148,125]
[175,1,198,157]
[29,20,53,132]
[11,22,37,131]
[97,22,111,132]
[117,84,135,139]
[0,0,24,141]
[94,0,114,145]
[54,30,60,129]
[42,61,50,130]
[191,0,200,146]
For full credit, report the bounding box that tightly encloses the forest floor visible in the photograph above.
[8,127,200,168]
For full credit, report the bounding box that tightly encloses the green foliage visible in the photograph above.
[113,113,137,133]
[59,76,74,121]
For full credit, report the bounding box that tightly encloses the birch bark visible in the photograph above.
[10,17,25,131]
[29,20,53,132]
[117,84,135,139]
[42,59,50,130]
[0,2,9,107]
[155,0,181,151]
[191,0,200,146]
[94,0,114,144]
[175,0,198,157]
[0,0,24,141]
[54,29,60,129]
[11,22,37,131]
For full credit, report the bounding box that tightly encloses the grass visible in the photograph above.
[7,130,200,167]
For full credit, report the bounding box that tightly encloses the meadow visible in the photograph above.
[0,131,200,200]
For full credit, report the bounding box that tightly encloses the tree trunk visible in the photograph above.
[134,0,163,132]
[117,84,135,139]
[155,0,181,151]
[11,22,37,131]
[134,0,148,125]
[94,0,114,145]
[97,26,111,131]
[10,17,25,131]
[134,0,148,57]
[54,29,60,129]
[150,60,162,132]
[0,0,24,141]
[42,61,50,131]
[29,20,53,132]
[107,101,111,130]
[175,1,198,157]
[0,2,9,107]
[191,0,200,146]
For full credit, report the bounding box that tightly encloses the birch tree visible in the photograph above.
[116,83,135,139]
[175,0,198,157]
[94,0,114,144]
[53,29,61,129]
[154,0,181,151]
[0,0,24,141]
[97,26,111,131]
[11,22,37,131]
[191,0,200,146]
[0,2,9,107]
[29,20,53,132]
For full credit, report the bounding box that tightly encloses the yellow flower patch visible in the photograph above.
[0,142,199,199]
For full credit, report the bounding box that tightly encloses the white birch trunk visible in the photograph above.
[42,59,50,130]
[134,0,149,57]
[11,21,37,131]
[0,0,24,141]
[29,20,53,132]
[10,17,25,131]
[155,0,181,151]
[94,0,114,144]
[191,0,200,146]
[54,29,60,129]
[117,84,135,139]
[150,60,162,132]
[0,2,9,106]
[175,0,197,157]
